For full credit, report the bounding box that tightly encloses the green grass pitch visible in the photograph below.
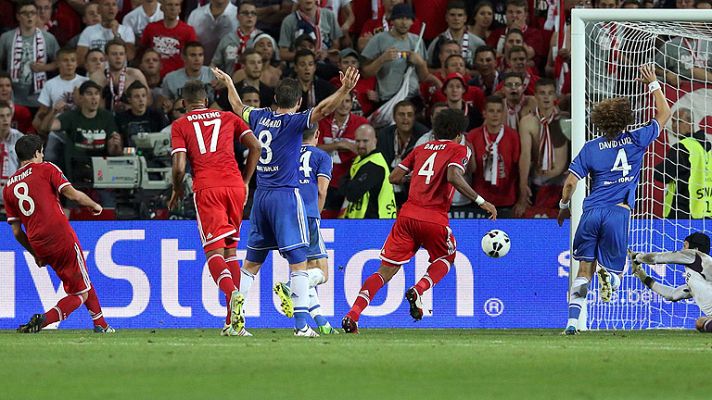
[2,329,711,399]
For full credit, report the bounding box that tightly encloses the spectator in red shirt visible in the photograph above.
[429,54,485,113]
[0,73,33,134]
[140,0,197,78]
[472,45,500,96]
[440,72,483,131]
[410,0,449,41]
[467,95,520,217]
[357,0,423,52]
[487,0,549,74]
[329,48,377,117]
[497,28,535,70]
[317,94,368,218]
[36,0,82,47]
[496,45,539,95]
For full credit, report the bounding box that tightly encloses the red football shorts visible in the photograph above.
[380,216,457,267]
[46,241,92,296]
[193,186,246,252]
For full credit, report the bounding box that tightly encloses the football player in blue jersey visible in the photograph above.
[212,65,359,337]
[557,65,671,335]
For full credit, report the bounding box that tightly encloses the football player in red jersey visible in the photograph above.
[4,135,114,333]
[342,109,497,333]
[169,81,261,336]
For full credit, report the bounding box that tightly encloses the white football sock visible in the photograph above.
[240,269,256,295]
[307,268,325,288]
[567,277,590,328]
[291,270,310,329]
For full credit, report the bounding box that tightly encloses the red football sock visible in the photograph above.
[347,273,385,322]
[43,294,84,327]
[84,287,107,328]
[225,256,241,291]
[208,254,236,297]
[414,258,451,295]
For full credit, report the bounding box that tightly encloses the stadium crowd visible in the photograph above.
[0,0,709,220]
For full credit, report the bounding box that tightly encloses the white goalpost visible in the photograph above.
[571,9,712,330]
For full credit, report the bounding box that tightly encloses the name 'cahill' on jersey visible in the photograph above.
[568,119,660,211]
[242,106,313,189]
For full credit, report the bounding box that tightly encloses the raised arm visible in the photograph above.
[309,66,360,126]
[638,64,671,128]
[447,165,497,220]
[212,67,246,117]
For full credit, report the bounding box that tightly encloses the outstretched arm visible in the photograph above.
[61,185,102,215]
[629,250,694,302]
[212,67,246,117]
[638,64,671,128]
[447,165,497,220]
[309,66,360,126]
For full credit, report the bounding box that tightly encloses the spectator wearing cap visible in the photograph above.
[212,0,263,74]
[293,49,336,112]
[43,80,122,177]
[187,0,238,65]
[357,0,423,52]
[279,0,342,62]
[140,0,197,78]
[427,1,485,70]
[430,56,485,113]
[467,95,520,218]
[317,93,368,218]
[239,32,282,88]
[441,73,483,131]
[361,4,434,105]
[216,49,274,110]
[376,99,428,206]
[328,48,377,116]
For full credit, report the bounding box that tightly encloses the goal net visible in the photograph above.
[572,10,712,330]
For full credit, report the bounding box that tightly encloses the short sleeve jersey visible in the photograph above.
[241,106,313,189]
[171,108,252,191]
[2,162,78,257]
[569,120,660,211]
[299,145,333,218]
[397,140,471,226]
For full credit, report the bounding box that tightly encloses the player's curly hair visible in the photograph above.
[591,97,635,140]
[433,109,467,140]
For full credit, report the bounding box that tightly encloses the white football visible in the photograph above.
[481,230,511,258]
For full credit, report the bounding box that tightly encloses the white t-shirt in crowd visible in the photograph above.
[37,74,89,108]
[77,23,136,51]
[122,5,164,38]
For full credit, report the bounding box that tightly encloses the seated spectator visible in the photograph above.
[141,0,196,78]
[656,35,712,85]
[90,40,149,112]
[468,1,495,43]
[33,47,89,137]
[514,78,569,218]
[36,0,82,47]
[279,0,342,62]
[83,48,106,78]
[499,72,535,131]
[472,45,499,96]
[243,32,282,87]
[0,72,34,134]
[357,0,423,52]
[44,80,122,181]
[497,45,539,95]
[317,94,367,218]
[340,124,397,219]
[0,0,60,108]
[440,73,483,131]
[0,100,24,217]
[212,0,262,74]
[122,0,163,39]
[238,86,261,107]
[217,49,274,110]
[427,1,485,70]
[467,95,520,218]
[139,48,163,101]
[187,0,238,64]
[162,42,216,104]
[293,49,335,112]
[376,100,427,205]
[655,108,709,218]
[77,0,136,66]
[115,82,169,147]
[487,0,548,73]
[328,48,377,117]
[361,4,432,106]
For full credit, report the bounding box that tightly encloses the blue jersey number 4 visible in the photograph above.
[611,148,632,177]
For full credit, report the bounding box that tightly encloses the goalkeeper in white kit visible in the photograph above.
[629,232,712,333]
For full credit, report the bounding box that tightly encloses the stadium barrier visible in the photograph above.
[1,219,702,330]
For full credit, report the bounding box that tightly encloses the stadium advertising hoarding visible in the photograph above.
[3,219,703,330]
